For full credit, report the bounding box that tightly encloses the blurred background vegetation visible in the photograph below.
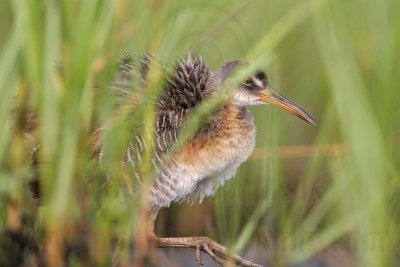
[0,0,399,266]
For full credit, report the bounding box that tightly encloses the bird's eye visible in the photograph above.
[243,79,253,87]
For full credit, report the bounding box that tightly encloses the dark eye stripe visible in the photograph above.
[255,71,266,81]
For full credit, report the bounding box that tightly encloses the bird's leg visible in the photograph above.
[147,223,263,267]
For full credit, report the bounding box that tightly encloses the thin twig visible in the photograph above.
[250,143,346,160]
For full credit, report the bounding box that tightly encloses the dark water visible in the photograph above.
[155,246,339,267]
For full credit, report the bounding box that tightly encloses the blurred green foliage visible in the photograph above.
[0,0,399,266]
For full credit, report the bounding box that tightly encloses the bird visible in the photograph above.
[106,54,316,267]
[26,53,316,267]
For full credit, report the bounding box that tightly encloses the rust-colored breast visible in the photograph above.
[176,103,256,172]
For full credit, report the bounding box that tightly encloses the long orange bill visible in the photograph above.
[258,87,316,125]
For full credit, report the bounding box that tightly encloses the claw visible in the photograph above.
[195,243,203,265]
[203,242,225,265]
[149,231,263,267]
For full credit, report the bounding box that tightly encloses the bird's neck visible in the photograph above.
[199,100,254,140]
[175,100,256,176]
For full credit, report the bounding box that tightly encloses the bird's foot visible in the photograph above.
[191,236,262,267]
[148,231,263,267]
